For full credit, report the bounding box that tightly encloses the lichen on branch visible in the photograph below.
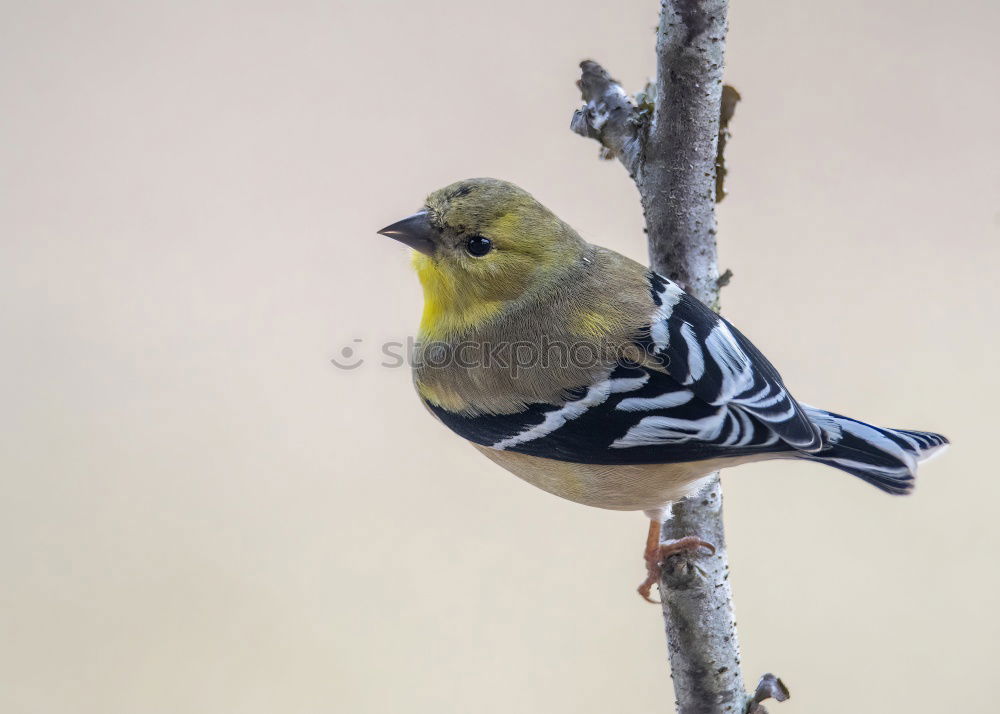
[570,60,645,177]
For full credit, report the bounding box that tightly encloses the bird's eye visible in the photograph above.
[465,235,493,257]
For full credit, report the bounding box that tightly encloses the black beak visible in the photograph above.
[377,211,436,256]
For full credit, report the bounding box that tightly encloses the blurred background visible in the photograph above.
[2,1,998,712]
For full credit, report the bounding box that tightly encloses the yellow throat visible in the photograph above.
[412,253,503,341]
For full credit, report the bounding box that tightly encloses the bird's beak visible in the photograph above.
[377,211,436,256]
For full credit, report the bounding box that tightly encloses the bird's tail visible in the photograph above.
[798,407,948,495]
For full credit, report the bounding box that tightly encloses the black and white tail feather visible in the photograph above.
[800,406,947,494]
[426,271,948,494]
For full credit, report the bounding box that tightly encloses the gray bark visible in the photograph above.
[571,2,787,713]
[645,0,727,304]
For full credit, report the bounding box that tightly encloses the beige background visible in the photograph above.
[2,0,998,712]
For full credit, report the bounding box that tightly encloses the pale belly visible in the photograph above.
[472,444,787,513]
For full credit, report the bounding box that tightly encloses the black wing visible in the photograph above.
[643,272,824,451]
[425,273,825,465]
[427,365,806,467]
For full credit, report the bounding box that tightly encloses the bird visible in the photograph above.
[378,177,948,602]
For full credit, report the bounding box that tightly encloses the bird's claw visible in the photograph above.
[638,535,716,603]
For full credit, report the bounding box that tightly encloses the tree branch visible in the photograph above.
[571,2,785,713]
[570,60,644,178]
[644,0,726,305]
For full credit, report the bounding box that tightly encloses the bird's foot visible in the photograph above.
[637,533,716,604]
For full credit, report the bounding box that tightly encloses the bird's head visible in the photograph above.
[378,178,585,338]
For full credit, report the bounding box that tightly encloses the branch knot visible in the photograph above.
[570,60,645,177]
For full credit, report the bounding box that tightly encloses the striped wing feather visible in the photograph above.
[427,273,824,465]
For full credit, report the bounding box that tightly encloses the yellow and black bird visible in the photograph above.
[379,178,948,601]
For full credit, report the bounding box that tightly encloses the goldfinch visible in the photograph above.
[379,178,948,601]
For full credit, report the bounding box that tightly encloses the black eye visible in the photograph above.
[465,235,492,257]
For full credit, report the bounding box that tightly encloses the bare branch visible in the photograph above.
[643,0,729,303]
[570,60,644,179]
[570,2,788,713]
[659,478,744,712]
